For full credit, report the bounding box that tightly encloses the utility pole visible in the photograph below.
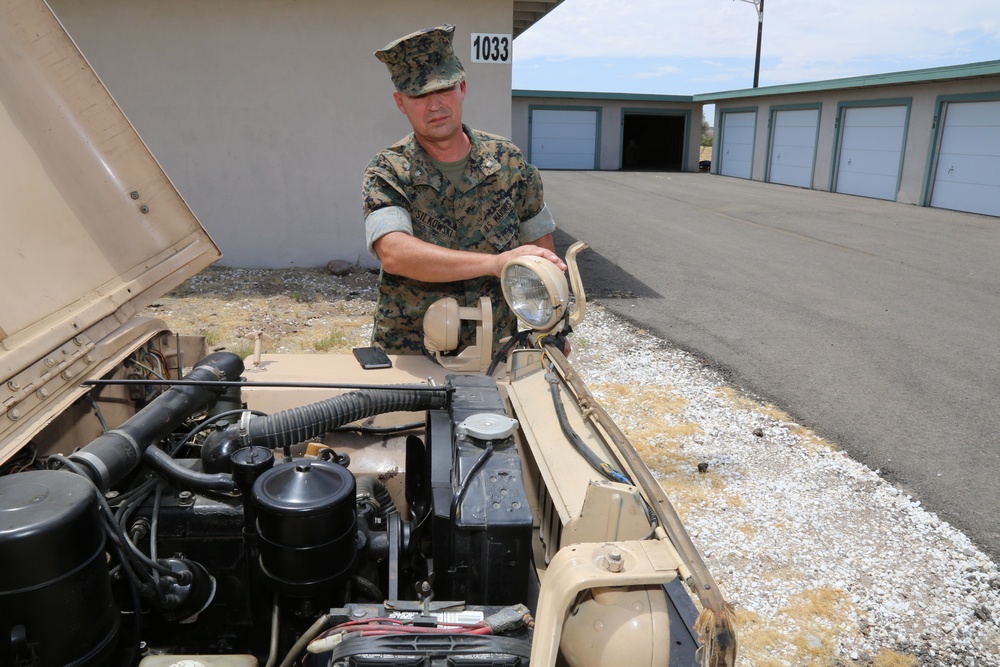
[735,0,764,87]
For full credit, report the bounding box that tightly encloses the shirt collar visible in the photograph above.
[409,125,501,193]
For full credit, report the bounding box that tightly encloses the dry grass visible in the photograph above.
[873,651,919,667]
[714,386,838,455]
[589,380,726,520]
[142,266,378,355]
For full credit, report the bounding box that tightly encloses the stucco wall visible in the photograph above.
[49,0,515,267]
[711,76,1000,206]
[512,95,703,172]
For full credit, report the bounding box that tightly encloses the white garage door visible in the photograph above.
[836,105,907,201]
[930,100,1000,217]
[529,109,598,169]
[719,111,755,179]
[768,108,819,188]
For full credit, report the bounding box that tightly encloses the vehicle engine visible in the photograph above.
[0,352,540,667]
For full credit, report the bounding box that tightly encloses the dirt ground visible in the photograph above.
[141,266,380,358]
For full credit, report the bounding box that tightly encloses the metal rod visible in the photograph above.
[82,379,448,392]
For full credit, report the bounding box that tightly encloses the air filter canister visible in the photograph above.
[0,470,119,666]
[253,460,357,600]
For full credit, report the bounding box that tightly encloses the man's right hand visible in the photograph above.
[493,244,567,276]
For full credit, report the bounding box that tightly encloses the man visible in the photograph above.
[363,24,565,354]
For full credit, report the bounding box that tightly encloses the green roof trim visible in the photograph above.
[514,89,695,103]
[694,60,1000,102]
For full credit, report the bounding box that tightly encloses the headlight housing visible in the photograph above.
[500,255,569,333]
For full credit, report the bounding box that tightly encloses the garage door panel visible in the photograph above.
[944,100,1000,126]
[839,148,901,177]
[772,125,816,147]
[532,122,596,141]
[769,164,804,185]
[931,100,1000,216]
[771,145,814,169]
[842,124,905,152]
[769,109,818,188]
[837,172,898,199]
[773,110,817,128]
[939,125,1000,156]
[536,138,597,155]
[723,143,753,163]
[934,153,1000,187]
[931,181,1000,216]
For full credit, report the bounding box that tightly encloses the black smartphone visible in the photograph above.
[352,346,392,369]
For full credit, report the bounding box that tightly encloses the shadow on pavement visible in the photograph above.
[553,229,661,300]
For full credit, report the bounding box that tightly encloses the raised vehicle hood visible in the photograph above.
[0,0,220,454]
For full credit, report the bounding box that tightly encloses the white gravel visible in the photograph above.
[570,304,1000,666]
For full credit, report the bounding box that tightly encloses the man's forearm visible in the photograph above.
[373,231,565,282]
[375,233,503,281]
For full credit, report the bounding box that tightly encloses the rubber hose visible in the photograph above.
[143,446,238,494]
[247,387,448,451]
[70,352,244,491]
[357,475,396,516]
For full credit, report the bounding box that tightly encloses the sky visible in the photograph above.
[512,0,1000,102]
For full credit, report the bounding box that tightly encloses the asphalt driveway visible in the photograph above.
[543,170,1000,560]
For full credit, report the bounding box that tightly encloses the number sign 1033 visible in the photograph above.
[471,33,512,64]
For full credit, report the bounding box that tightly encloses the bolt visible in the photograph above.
[73,336,84,346]
[44,357,56,368]
[61,369,76,380]
[130,191,140,200]
[177,490,195,505]
[36,388,49,399]
[7,408,21,421]
[140,205,149,214]
[604,547,624,573]
[7,380,19,391]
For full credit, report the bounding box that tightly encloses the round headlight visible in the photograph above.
[500,255,569,332]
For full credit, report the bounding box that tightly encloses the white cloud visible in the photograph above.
[627,65,682,79]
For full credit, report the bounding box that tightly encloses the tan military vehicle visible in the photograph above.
[0,2,736,665]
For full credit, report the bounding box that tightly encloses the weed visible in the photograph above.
[198,328,221,346]
[227,341,255,361]
[313,329,349,352]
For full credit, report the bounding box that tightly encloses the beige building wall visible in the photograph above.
[711,75,1000,206]
[511,95,704,172]
[49,0,515,267]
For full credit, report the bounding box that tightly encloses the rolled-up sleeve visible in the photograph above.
[364,155,413,259]
[365,206,413,258]
[519,203,556,243]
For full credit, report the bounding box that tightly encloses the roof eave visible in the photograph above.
[513,0,565,39]
[694,59,1000,103]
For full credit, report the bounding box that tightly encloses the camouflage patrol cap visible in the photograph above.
[375,25,466,97]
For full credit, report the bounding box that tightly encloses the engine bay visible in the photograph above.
[0,347,554,666]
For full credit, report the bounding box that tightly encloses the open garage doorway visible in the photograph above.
[621,112,687,170]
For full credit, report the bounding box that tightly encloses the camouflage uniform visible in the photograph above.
[365,24,556,353]
[364,125,554,352]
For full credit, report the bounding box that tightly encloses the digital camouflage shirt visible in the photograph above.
[363,125,555,353]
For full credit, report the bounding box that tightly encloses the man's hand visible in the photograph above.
[492,244,567,277]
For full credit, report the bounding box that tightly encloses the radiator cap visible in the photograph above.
[456,413,519,440]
